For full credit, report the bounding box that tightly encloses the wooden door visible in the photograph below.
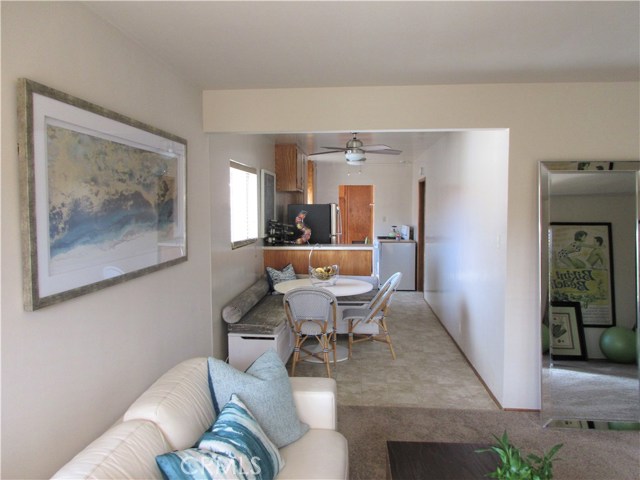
[338,185,374,244]
[417,178,425,292]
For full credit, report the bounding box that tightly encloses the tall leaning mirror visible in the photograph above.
[539,161,639,430]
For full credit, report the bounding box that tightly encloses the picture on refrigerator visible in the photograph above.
[286,204,341,244]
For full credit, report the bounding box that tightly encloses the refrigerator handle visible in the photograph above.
[331,205,343,244]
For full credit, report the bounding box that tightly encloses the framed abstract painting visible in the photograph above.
[18,79,187,310]
[260,169,276,238]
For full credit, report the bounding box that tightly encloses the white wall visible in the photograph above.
[314,161,414,237]
[1,3,213,478]
[208,133,276,356]
[203,82,640,409]
[418,130,510,401]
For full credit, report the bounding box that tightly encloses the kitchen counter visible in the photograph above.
[263,244,373,250]
[263,244,373,276]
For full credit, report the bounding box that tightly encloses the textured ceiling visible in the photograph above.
[85,1,639,164]
[86,1,639,90]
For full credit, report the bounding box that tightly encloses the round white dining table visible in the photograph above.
[274,277,373,296]
[275,277,374,363]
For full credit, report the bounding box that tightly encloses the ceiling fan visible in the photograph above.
[308,133,402,165]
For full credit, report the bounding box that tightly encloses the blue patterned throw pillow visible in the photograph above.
[198,394,283,479]
[156,448,239,479]
[208,350,309,448]
[156,394,283,480]
[265,263,296,291]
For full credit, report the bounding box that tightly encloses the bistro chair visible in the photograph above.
[283,287,338,377]
[342,272,402,360]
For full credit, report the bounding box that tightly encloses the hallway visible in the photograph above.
[289,291,499,410]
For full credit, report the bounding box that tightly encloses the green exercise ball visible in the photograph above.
[542,323,550,354]
[599,327,637,364]
[607,421,640,431]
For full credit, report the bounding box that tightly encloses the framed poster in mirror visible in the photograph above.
[549,222,615,327]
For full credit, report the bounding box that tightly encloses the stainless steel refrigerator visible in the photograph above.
[287,203,341,244]
[374,239,416,290]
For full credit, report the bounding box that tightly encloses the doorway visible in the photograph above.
[338,184,374,244]
[417,178,425,292]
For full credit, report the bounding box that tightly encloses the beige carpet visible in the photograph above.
[289,292,498,410]
[288,292,639,479]
[543,358,639,423]
[339,405,640,480]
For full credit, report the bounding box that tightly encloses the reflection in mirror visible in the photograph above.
[539,161,640,430]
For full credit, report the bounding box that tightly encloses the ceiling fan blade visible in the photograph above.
[360,144,392,151]
[308,150,345,156]
[362,148,403,155]
[321,146,349,151]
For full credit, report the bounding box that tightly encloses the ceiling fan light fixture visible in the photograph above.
[346,158,366,166]
[345,149,366,164]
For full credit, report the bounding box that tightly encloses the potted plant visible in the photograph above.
[477,431,562,480]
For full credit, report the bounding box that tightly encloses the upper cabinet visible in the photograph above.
[305,159,315,203]
[275,144,305,192]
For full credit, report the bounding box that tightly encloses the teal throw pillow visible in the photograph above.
[198,394,283,479]
[156,394,283,480]
[207,350,309,448]
[156,448,239,479]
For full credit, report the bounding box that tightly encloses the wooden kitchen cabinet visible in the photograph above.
[275,144,305,192]
[305,159,315,203]
[263,246,373,276]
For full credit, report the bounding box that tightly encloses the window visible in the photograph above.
[229,161,258,249]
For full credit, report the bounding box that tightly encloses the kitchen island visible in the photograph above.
[263,244,374,276]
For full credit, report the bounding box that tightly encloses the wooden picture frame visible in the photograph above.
[550,301,587,360]
[549,222,615,327]
[18,79,187,310]
[576,161,613,171]
[260,169,276,238]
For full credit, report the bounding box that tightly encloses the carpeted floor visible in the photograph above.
[543,357,639,423]
[288,292,640,479]
[289,292,498,410]
[338,405,640,480]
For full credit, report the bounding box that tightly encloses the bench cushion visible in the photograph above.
[226,294,287,334]
[222,278,270,324]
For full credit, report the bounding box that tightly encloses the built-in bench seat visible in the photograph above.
[225,284,286,335]
[223,277,291,370]
[222,275,380,370]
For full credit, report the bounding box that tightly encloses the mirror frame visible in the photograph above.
[539,160,640,429]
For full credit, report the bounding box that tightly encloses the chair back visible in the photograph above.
[369,272,403,310]
[283,287,338,333]
[361,272,402,325]
[385,272,403,306]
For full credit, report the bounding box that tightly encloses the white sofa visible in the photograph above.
[52,357,349,479]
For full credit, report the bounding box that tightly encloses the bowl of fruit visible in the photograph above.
[309,265,339,286]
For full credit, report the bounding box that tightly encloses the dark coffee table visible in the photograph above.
[386,441,498,479]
